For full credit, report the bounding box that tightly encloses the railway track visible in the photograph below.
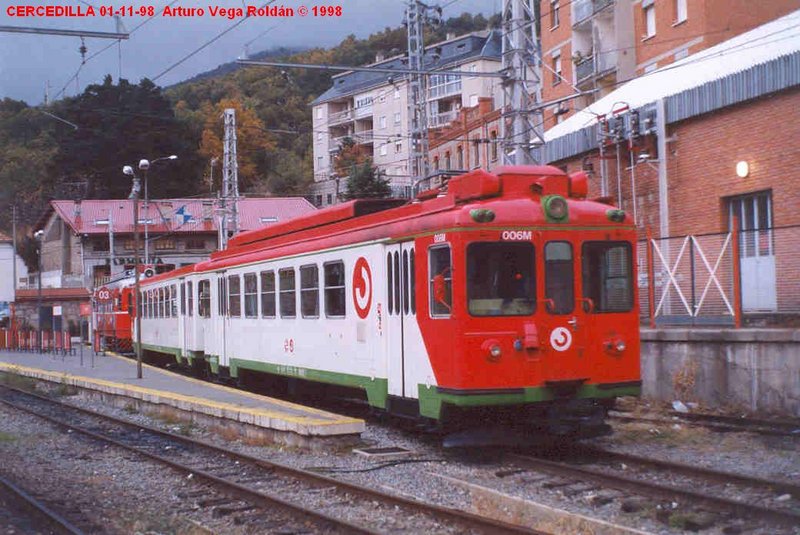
[0,472,85,534]
[610,409,800,437]
[509,445,800,531]
[0,383,545,535]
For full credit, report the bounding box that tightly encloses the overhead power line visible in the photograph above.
[236,59,506,78]
[0,26,128,40]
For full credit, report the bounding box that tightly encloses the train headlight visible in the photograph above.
[481,339,503,362]
[615,340,626,352]
[544,195,569,222]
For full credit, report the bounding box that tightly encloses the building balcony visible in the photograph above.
[573,0,614,26]
[354,105,373,119]
[428,110,459,128]
[329,131,375,152]
[575,51,618,84]
[328,108,354,126]
[427,80,462,100]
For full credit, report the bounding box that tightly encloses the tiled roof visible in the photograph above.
[45,197,316,235]
[311,30,502,105]
[15,288,90,301]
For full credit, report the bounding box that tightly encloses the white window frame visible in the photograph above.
[394,112,401,125]
[379,144,388,156]
[379,116,387,129]
[644,4,656,38]
[675,0,687,23]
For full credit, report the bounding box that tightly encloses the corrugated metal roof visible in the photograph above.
[544,9,800,160]
[49,197,316,235]
[311,30,501,105]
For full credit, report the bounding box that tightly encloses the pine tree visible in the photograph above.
[344,159,392,200]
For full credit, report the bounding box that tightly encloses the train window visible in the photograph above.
[402,250,409,315]
[386,253,393,315]
[279,268,297,318]
[260,271,276,318]
[198,280,211,318]
[393,252,401,314]
[164,287,170,318]
[244,274,258,318]
[187,281,194,317]
[171,284,177,317]
[228,275,242,317]
[582,242,633,313]
[324,261,346,318]
[545,242,574,314]
[409,250,416,314]
[180,283,186,315]
[158,288,164,318]
[429,246,453,317]
[300,265,320,318]
[466,242,535,316]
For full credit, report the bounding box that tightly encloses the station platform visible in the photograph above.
[0,349,365,440]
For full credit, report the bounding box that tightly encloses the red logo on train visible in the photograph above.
[352,257,372,319]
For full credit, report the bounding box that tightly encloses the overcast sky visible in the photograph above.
[0,0,497,104]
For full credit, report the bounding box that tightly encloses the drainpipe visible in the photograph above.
[656,98,669,239]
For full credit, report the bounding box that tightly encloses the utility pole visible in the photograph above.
[220,108,240,250]
[404,0,442,183]
[501,0,544,165]
[11,205,17,294]
[108,209,115,277]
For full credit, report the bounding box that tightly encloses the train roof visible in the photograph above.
[141,166,633,286]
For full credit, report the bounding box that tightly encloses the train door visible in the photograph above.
[539,236,588,381]
[385,243,416,398]
[210,272,227,368]
[178,279,187,358]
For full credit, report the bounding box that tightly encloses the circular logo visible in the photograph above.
[352,257,372,319]
[550,327,573,352]
[96,287,112,303]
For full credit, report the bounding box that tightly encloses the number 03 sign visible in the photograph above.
[352,257,372,319]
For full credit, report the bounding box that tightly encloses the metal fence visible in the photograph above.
[638,225,800,327]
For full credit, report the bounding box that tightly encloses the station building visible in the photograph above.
[542,10,800,323]
[15,197,316,334]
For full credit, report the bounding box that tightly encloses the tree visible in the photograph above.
[343,159,392,200]
[332,137,370,178]
[49,76,202,199]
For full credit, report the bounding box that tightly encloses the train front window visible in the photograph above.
[582,242,633,313]
[545,242,574,314]
[467,242,535,316]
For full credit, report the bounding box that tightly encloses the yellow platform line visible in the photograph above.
[0,362,364,436]
[104,351,358,420]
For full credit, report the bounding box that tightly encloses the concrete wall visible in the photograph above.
[641,328,800,417]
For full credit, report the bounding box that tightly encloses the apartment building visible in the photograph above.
[539,0,799,129]
[310,30,503,207]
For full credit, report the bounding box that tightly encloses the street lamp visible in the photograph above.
[140,155,178,265]
[34,229,44,350]
[123,164,143,379]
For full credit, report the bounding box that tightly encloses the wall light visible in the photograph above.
[736,160,749,178]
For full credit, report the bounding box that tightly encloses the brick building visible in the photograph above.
[539,0,799,129]
[428,97,502,176]
[543,10,800,320]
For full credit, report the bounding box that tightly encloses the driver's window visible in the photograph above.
[429,245,452,317]
[545,241,574,314]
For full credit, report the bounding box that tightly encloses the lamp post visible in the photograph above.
[141,155,178,265]
[34,229,43,350]
[123,164,143,379]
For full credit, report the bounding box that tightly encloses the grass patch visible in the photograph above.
[0,431,17,442]
[123,403,139,415]
[0,372,38,391]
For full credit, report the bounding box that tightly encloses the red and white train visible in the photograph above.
[133,166,641,437]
